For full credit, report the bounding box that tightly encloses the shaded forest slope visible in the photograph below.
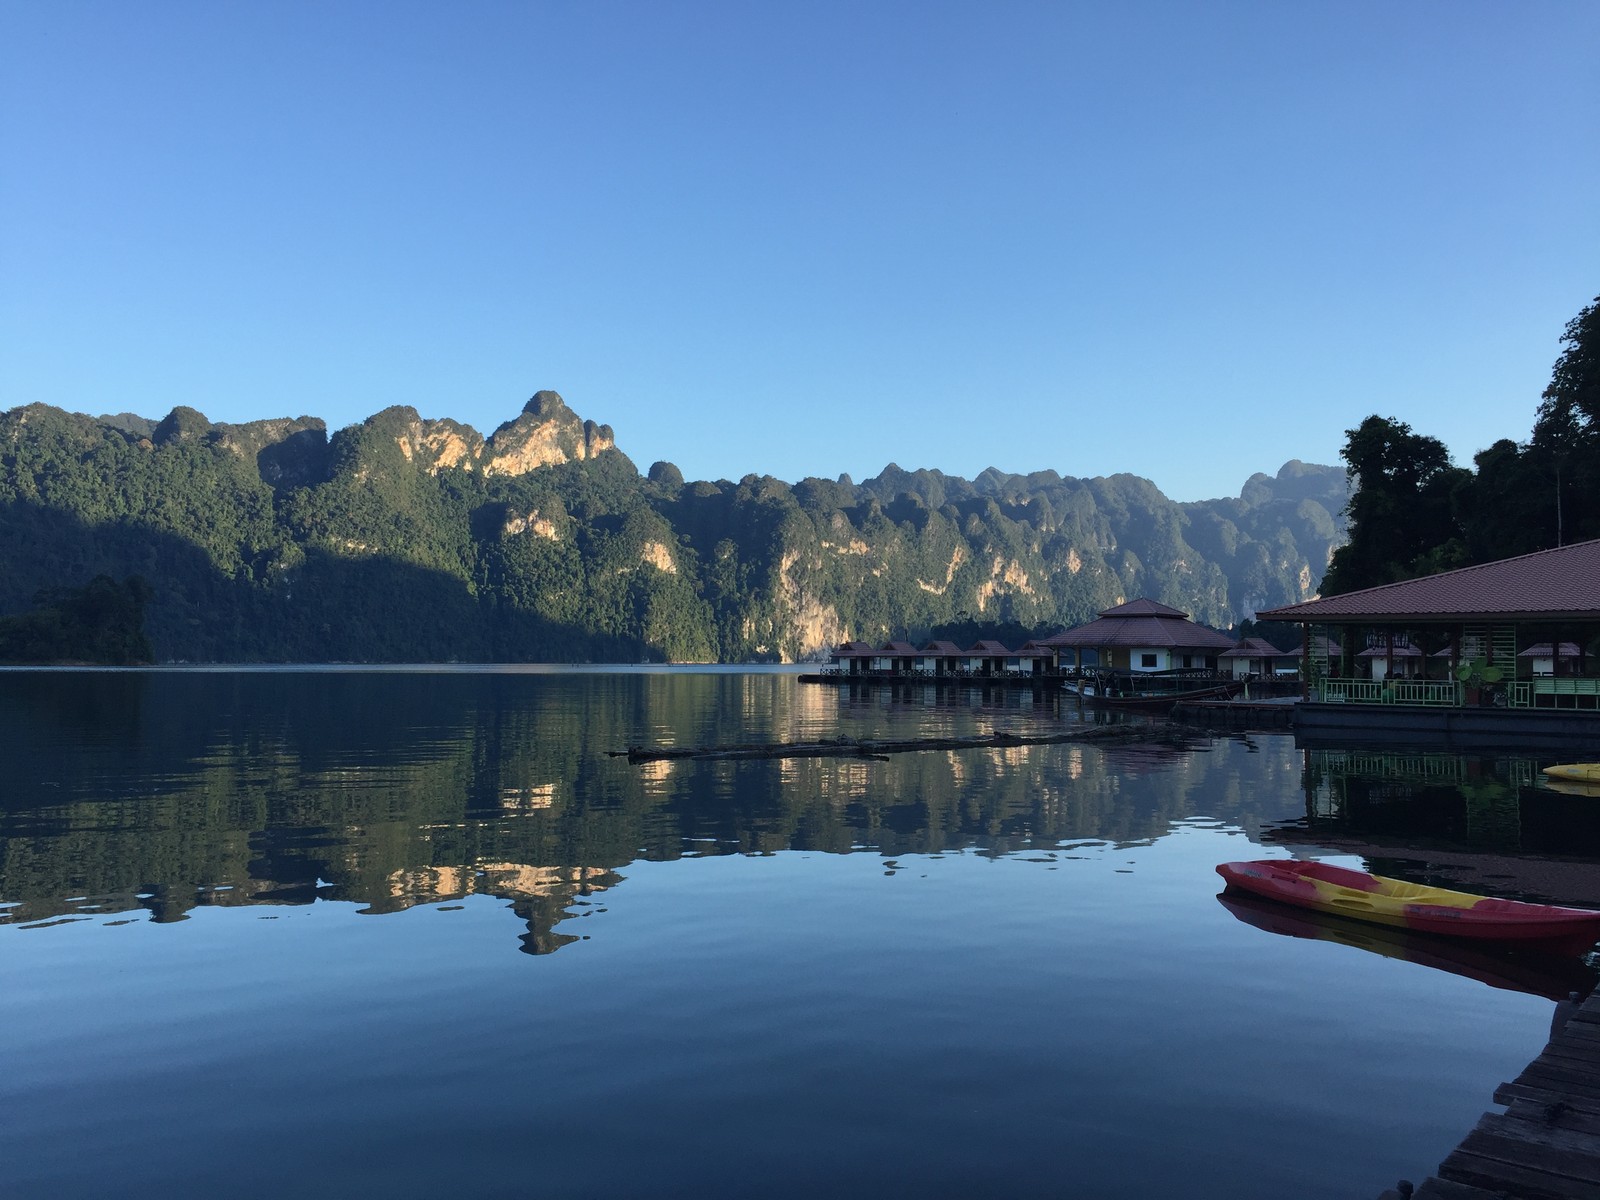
[0,393,1346,661]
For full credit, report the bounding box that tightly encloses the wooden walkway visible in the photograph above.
[1379,987,1600,1199]
[1170,698,1296,730]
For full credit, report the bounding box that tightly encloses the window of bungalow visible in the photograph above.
[1140,653,1157,668]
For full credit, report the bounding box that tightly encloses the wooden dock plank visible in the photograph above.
[1503,1097,1600,1134]
[1438,1147,1600,1199]
[1452,1126,1600,1182]
[1469,1110,1600,1157]
[1509,1064,1600,1101]
[1410,1178,1508,1199]
[1386,987,1600,1198]
[1495,1080,1600,1114]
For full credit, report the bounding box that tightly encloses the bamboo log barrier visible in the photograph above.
[609,725,1194,764]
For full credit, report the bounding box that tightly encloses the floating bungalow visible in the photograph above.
[815,598,1241,697]
[1258,538,1600,748]
[821,637,1060,681]
[1219,637,1292,679]
[1037,599,1237,674]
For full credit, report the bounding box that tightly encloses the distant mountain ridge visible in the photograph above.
[0,394,1347,661]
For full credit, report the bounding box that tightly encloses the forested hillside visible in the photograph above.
[0,392,1346,662]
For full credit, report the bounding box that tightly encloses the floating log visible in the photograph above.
[609,725,1191,764]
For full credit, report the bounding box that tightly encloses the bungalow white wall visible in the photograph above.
[1130,648,1169,672]
[1367,656,1423,681]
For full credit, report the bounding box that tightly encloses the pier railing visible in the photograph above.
[1316,678,1595,710]
[1318,679,1461,706]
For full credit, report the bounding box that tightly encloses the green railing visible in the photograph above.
[1316,677,1600,709]
[1533,678,1600,709]
[1318,679,1461,706]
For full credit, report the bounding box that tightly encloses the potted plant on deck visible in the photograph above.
[1454,659,1504,706]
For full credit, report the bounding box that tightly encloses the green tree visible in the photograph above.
[1321,416,1469,595]
[1532,295,1600,544]
[0,575,153,664]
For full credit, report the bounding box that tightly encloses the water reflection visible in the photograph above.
[1257,747,1600,908]
[1217,891,1599,1002]
[1,670,1275,952]
[9,672,1600,959]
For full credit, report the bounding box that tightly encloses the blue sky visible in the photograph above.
[4,1,1597,502]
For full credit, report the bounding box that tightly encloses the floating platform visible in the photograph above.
[1294,702,1600,753]
[797,672,1069,688]
[1170,699,1296,730]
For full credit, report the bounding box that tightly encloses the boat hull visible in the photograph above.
[1216,891,1598,1002]
[1544,762,1600,784]
[1216,859,1600,955]
[1065,682,1242,711]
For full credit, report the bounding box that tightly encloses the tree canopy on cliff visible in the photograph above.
[0,575,153,665]
[1322,292,1599,596]
[0,398,1346,662]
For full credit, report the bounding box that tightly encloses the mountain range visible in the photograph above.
[0,392,1347,662]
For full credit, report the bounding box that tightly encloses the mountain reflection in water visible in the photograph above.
[7,669,1600,1200]
[0,668,1212,950]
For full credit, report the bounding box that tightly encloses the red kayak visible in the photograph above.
[1216,859,1600,956]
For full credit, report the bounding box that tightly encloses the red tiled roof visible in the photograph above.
[878,641,918,654]
[1519,642,1583,657]
[919,640,963,655]
[1098,598,1190,619]
[1220,637,1284,659]
[965,640,1015,655]
[1040,605,1236,652]
[830,641,877,658]
[1259,539,1600,622]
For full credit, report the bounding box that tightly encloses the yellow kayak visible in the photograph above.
[1544,763,1600,784]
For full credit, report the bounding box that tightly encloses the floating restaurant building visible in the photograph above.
[1037,599,1237,674]
[1258,537,1600,748]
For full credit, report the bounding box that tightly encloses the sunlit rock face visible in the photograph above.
[394,416,484,473]
[367,392,624,478]
[482,391,618,476]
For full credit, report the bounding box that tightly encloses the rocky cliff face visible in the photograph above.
[483,391,617,475]
[369,391,623,478]
[0,394,1346,663]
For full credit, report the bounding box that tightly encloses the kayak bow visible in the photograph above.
[1216,859,1600,956]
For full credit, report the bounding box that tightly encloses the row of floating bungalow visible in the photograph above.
[817,539,1600,748]
[819,599,1292,685]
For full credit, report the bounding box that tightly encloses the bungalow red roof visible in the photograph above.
[1259,538,1600,623]
[1100,598,1190,618]
[965,640,1014,655]
[1041,598,1235,651]
[1220,637,1286,659]
[1519,642,1583,657]
[830,641,876,658]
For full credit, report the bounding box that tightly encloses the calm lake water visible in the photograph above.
[3,667,1598,1199]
